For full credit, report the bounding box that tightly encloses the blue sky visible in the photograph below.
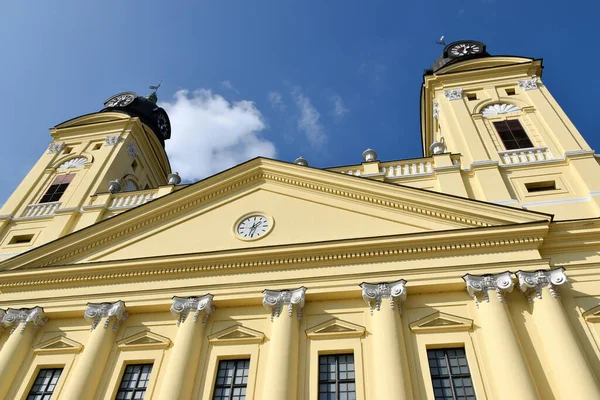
[0,1,598,204]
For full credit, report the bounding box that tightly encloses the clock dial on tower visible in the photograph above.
[104,92,137,108]
[235,214,273,240]
[447,41,485,58]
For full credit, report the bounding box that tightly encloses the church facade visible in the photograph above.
[0,40,599,399]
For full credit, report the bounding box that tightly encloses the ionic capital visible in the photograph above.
[516,268,567,302]
[171,294,214,325]
[360,279,407,315]
[84,301,128,331]
[1,307,47,334]
[463,272,513,306]
[263,287,306,321]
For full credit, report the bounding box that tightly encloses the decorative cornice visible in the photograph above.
[516,268,567,302]
[463,272,513,306]
[48,142,64,154]
[444,88,463,101]
[84,301,128,331]
[518,77,538,91]
[105,135,120,146]
[360,279,407,315]
[263,287,306,321]
[171,294,214,325]
[1,307,47,334]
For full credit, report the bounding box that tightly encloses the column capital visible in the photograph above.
[516,268,567,302]
[518,76,538,91]
[463,272,513,306]
[85,301,128,331]
[1,307,47,334]
[444,88,463,101]
[263,287,306,321]
[360,279,407,315]
[171,294,214,325]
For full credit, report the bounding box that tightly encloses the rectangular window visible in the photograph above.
[318,354,356,400]
[39,174,74,203]
[9,234,34,244]
[526,180,556,193]
[116,364,153,400]
[212,359,250,400]
[493,120,534,150]
[26,368,63,400]
[427,348,476,400]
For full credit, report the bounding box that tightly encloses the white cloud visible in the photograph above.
[221,80,239,93]
[268,91,286,112]
[292,88,326,147]
[161,89,276,181]
[331,95,349,119]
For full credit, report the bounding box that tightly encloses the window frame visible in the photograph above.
[212,358,251,400]
[426,348,476,400]
[318,353,357,400]
[25,367,64,400]
[39,174,75,204]
[492,119,534,150]
[105,350,164,400]
[115,363,153,399]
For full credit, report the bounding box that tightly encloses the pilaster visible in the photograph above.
[360,280,413,399]
[261,287,306,400]
[516,268,600,399]
[157,294,214,400]
[463,273,538,399]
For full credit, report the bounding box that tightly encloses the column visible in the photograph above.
[261,287,306,400]
[157,294,214,400]
[61,301,128,400]
[463,272,538,399]
[0,307,47,399]
[360,280,413,399]
[516,268,600,399]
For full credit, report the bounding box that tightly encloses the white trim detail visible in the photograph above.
[444,88,463,101]
[481,103,521,117]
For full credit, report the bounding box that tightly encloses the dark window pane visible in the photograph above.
[26,368,63,400]
[115,364,153,400]
[318,354,356,400]
[212,359,250,400]
[493,120,533,150]
[427,348,476,400]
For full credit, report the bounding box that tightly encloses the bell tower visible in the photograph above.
[420,40,600,219]
[0,87,173,257]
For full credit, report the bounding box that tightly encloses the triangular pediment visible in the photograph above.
[208,324,265,345]
[0,158,550,272]
[410,311,473,333]
[306,318,366,339]
[33,335,83,354]
[117,330,171,350]
[583,305,600,322]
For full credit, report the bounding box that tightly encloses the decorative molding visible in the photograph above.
[518,77,538,91]
[409,311,473,333]
[48,143,65,154]
[481,103,521,117]
[84,301,128,331]
[1,307,47,335]
[263,287,306,321]
[171,294,214,325]
[117,330,171,350]
[432,100,440,119]
[127,142,139,158]
[105,135,120,146]
[57,157,88,170]
[33,335,83,354]
[583,305,600,323]
[306,318,365,340]
[208,324,265,345]
[360,279,407,315]
[463,271,513,306]
[516,268,567,302]
[444,88,463,101]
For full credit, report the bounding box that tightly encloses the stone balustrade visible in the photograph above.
[108,189,158,210]
[498,147,554,165]
[21,202,61,218]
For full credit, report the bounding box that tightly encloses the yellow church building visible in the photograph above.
[0,40,599,399]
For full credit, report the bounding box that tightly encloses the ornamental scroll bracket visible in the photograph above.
[444,88,463,101]
[518,76,538,91]
[84,301,128,331]
[360,279,407,315]
[516,268,567,303]
[263,287,307,321]
[171,294,214,326]
[48,143,65,154]
[463,272,514,307]
[1,307,48,335]
[105,135,120,146]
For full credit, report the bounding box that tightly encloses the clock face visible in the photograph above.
[237,215,270,239]
[156,111,171,138]
[104,92,137,108]
[448,42,483,58]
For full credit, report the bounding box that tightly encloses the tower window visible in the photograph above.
[9,234,34,245]
[466,93,477,101]
[526,181,556,193]
[505,88,516,96]
[63,146,73,154]
[26,368,63,400]
[131,159,138,171]
[493,120,533,150]
[116,364,153,399]
[427,348,476,400]
[92,143,102,151]
[39,174,74,203]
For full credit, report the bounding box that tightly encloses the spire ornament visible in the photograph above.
[1,307,47,334]
[360,279,407,315]
[171,294,214,325]
[84,301,128,331]
[146,79,163,103]
[262,287,306,321]
[516,268,567,302]
[463,272,513,307]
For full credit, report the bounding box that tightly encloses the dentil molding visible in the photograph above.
[263,287,306,321]
[516,268,567,302]
[463,271,513,306]
[171,294,214,325]
[85,301,128,331]
[360,279,407,315]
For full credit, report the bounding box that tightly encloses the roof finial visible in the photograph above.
[147,79,163,103]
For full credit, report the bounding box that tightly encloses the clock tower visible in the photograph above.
[0,88,173,258]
